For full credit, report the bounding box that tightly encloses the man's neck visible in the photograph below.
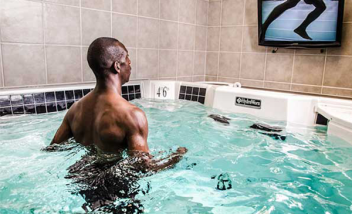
[95,75,122,95]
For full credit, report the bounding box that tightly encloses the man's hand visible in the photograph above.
[176,147,188,155]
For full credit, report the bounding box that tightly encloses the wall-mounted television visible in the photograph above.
[258,0,345,48]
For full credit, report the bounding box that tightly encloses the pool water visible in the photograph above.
[1,99,352,213]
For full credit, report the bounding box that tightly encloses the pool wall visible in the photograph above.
[144,80,352,144]
[1,80,352,144]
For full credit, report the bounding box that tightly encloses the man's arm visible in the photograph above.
[127,108,187,173]
[50,114,73,145]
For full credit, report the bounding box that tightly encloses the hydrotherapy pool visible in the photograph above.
[1,98,352,213]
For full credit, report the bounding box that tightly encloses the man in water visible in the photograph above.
[48,37,187,212]
[261,0,326,40]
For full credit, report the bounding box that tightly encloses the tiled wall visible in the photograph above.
[1,0,352,100]
[0,84,141,116]
[205,0,352,99]
[0,0,209,89]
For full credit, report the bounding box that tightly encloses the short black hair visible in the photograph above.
[87,37,126,77]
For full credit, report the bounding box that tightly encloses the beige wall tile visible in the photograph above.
[177,76,193,81]
[81,0,111,11]
[291,84,322,94]
[112,14,137,48]
[264,82,291,91]
[206,52,219,76]
[159,50,177,78]
[219,52,240,78]
[328,24,352,56]
[44,0,79,6]
[196,0,208,25]
[242,26,266,53]
[292,55,325,85]
[222,0,244,26]
[178,51,194,76]
[138,18,159,49]
[322,87,352,98]
[240,53,265,80]
[160,0,179,21]
[138,0,159,18]
[112,0,137,15]
[160,77,177,81]
[344,0,352,22]
[196,26,207,51]
[208,1,221,26]
[241,79,264,88]
[265,54,293,82]
[205,76,217,81]
[128,48,137,80]
[220,27,242,52]
[1,0,43,44]
[267,47,294,54]
[178,24,196,50]
[47,46,81,84]
[179,0,196,24]
[295,48,326,55]
[44,4,80,45]
[82,9,111,46]
[193,75,205,82]
[2,44,46,87]
[159,21,178,49]
[324,56,352,88]
[207,27,220,51]
[82,47,96,82]
[244,0,257,26]
[137,49,159,79]
[218,77,239,83]
[194,52,206,75]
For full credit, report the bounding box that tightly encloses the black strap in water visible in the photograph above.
[208,114,231,125]
[250,123,283,132]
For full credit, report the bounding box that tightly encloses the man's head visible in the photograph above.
[87,37,131,84]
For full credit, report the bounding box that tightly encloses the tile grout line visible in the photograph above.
[0,27,4,88]
[26,1,211,27]
[216,0,223,82]
[136,0,139,80]
[79,0,84,82]
[192,0,198,82]
[239,0,247,84]
[289,50,296,91]
[110,0,113,38]
[176,0,181,81]
[263,48,268,86]
[321,49,328,94]
[157,0,160,80]
[42,2,48,85]
[2,39,352,57]
[1,79,352,94]
[27,0,352,23]
[204,0,210,81]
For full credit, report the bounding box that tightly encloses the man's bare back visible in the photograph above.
[48,37,187,171]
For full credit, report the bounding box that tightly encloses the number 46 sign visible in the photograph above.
[152,81,175,100]
[157,86,169,98]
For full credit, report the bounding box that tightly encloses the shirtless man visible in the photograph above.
[50,37,187,172]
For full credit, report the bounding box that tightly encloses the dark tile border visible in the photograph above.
[178,85,206,104]
[0,85,142,117]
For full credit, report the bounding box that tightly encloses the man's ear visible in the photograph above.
[113,61,121,74]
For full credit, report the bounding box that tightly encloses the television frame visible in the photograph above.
[258,0,345,48]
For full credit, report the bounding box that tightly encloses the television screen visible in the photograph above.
[258,0,345,48]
